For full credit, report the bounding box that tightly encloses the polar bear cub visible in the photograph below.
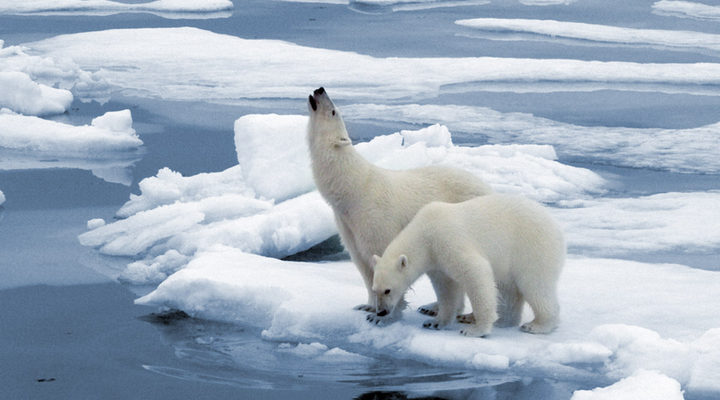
[372,193,565,337]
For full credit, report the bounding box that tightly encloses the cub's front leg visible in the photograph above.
[422,271,462,330]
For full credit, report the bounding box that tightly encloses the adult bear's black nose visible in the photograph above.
[313,87,325,96]
[376,309,388,317]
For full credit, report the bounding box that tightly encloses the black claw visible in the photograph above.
[308,95,317,111]
[313,87,325,96]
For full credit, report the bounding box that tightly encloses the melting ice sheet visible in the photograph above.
[652,0,720,21]
[341,103,720,174]
[0,0,233,19]
[23,27,720,103]
[456,17,720,55]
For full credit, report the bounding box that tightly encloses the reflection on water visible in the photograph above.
[141,310,595,398]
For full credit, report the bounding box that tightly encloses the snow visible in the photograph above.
[456,17,720,54]
[136,248,720,392]
[341,103,720,173]
[571,370,684,400]
[653,0,720,21]
[24,27,720,105]
[79,114,604,284]
[0,0,233,19]
[0,109,143,184]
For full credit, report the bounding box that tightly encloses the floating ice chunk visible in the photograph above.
[234,114,313,202]
[342,103,720,173]
[0,190,5,206]
[0,71,72,115]
[571,369,684,400]
[86,218,105,230]
[0,108,141,154]
[555,191,720,255]
[25,27,720,104]
[456,17,720,54]
[0,0,233,19]
[653,0,720,21]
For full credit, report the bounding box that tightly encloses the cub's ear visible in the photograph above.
[398,255,408,270]
[371,254,381,269]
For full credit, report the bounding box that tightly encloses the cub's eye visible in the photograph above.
[331,110,336,116]
[384,289,391,295]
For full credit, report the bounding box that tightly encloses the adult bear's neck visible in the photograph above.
[310,142,377,210]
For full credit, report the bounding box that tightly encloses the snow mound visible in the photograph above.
[653,0,720,21]
[25,27,720,105]
[342,103,720,174]
[0,0,233,19]
[137,249,720,395]
[456,17,720,54]
[571,370,683,400]
[79,113,604,283]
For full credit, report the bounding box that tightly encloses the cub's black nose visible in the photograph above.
[376,309,388,317]
[313,87,325,96]
[308,94,317,111]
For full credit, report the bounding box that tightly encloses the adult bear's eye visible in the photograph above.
[384,289,391,295]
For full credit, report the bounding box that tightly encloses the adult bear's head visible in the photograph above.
[307,87,351,148]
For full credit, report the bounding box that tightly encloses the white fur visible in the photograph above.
[307,88,492,312]
[372,194,566,337]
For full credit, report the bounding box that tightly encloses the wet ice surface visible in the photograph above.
[1,0,720,399]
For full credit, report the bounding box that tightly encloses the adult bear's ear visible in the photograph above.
[398,255,408,270]
[335,137,351,147]
[371,254,381,269]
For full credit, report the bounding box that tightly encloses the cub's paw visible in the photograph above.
[520,321,556,334]
[422,319,442,330]
[417,302,438,316]
[354,304,376,313]
[456,313,475,324]
[459,326,489,338]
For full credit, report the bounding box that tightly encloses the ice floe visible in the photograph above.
[456,17,720,54]
[341,103,720,174]
[0,0,233,19]
[24,27,720,104]
[519,0,576,5]
[0,109,143,185]
[136,249,720,396]
[79,113,604,283]
[653,0,720,21]
[0,189,5,206]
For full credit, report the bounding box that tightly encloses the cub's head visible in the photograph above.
[371,254,409,317]
[307,87,351,147]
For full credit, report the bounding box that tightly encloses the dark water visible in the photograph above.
[2,0,719,398]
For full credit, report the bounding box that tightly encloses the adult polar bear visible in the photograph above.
[372,194,565,337]
[307,87,492,315]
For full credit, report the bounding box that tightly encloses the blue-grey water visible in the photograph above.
[1,1,719,398]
